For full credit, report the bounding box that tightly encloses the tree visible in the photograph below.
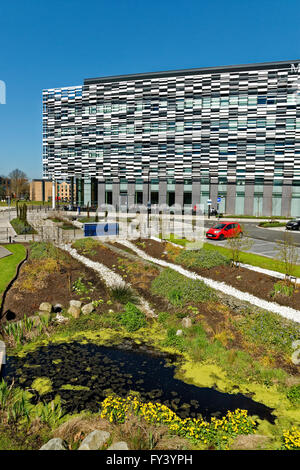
[276,232,299,282]
[226,226,253,268]
[8,169,29,199]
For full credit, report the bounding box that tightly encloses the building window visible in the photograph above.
[105,191,112,205]
[151,191,159,204]
[183,192,192,205]
[135,191,143,204]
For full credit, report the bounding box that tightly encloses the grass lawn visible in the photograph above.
[161,233,300,277]
[0,244,27,302]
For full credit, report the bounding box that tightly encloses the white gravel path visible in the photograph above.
[59,243,157,318]
[118,240,300,325]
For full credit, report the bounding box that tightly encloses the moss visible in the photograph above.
[60,384,90,391]
[31,377,52,395]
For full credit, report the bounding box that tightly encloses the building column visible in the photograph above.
[159,180,167,206]
[97,181,105,206]
[192,180,201,207]
[244,183,254,215]
[262,183,273,217]
[127,182,135,208]
[175,182,184,207]
[112,181,120,211]
[281,181,292,217]
[226,182,236,214]
[143,181,149,206]
[210,178,218,210]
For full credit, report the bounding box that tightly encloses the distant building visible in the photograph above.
[30,179,76,202]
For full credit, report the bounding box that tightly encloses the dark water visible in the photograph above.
[3,340,275,423]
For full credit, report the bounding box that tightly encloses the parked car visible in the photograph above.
[206,222,242,240]
[286,219,300,230]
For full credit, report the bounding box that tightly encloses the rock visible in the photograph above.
[55,313,69,323]
[78,430,110,450]
[231,434,271,450]
[68,305,81,318]
[81,302,95,315]
[181,317,192,328]
[39,302,52,313]
[176,329,183,336]
[107,441,129,450]
[53,304,63,313]
[40,438,68,450]
[70,300,82,309]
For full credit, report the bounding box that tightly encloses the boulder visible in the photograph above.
[70,300,82,309]
[181,317,192,328]
[176,329,183,336]
[81,302,95,315]
[78,430,110,450]
[55,313,69,323]
[53,304,63,313]
[40,438,68,451]
[39,302,52,313]
[107,441,129,450]
[68,305,81,318]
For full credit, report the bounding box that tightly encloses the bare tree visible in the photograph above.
[226,225,253,268]
[276,232,299,282]
[8,169,29,199]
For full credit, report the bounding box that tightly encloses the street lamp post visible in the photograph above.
[52,175,56,210]
[146,169,151,230]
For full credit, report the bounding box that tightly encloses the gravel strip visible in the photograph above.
[118,240,300,324]
[59,243,157,318]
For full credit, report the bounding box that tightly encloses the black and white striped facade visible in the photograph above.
[42,60,300,216]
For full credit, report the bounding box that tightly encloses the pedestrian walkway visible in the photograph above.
[0,246,12,259]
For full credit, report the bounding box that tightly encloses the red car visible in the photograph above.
[206,222,242,240]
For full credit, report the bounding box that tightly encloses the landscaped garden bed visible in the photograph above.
[1,239,300,450]
[1,242,111,322]
[130,238,300,310]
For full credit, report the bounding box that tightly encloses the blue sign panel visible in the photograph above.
[217,197,222,203]
[84,223,119,237]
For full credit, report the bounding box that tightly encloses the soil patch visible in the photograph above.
[1,247,110,322]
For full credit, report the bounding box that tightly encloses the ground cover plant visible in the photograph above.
[10,218,36,235]
[175,248,230,270]
[151,268,216,306]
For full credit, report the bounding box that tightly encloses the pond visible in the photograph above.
[3,340,275,423]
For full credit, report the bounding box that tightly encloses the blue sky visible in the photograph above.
[0,0,299,179]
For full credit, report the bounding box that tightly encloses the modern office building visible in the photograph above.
[42,60,300,216]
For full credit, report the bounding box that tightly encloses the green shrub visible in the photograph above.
[72,238,99,256]
[110,285,139,305]
[119,302,147,332]
[286,385,300,406]
[164,327,185,351]
[10,218,36,235]
[151,268,215,305]
[270,281,294,298]
[175,248,230,270]
[29,242,63,260]
[157,312,170,324]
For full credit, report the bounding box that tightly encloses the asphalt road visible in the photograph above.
[204,219,300,259]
